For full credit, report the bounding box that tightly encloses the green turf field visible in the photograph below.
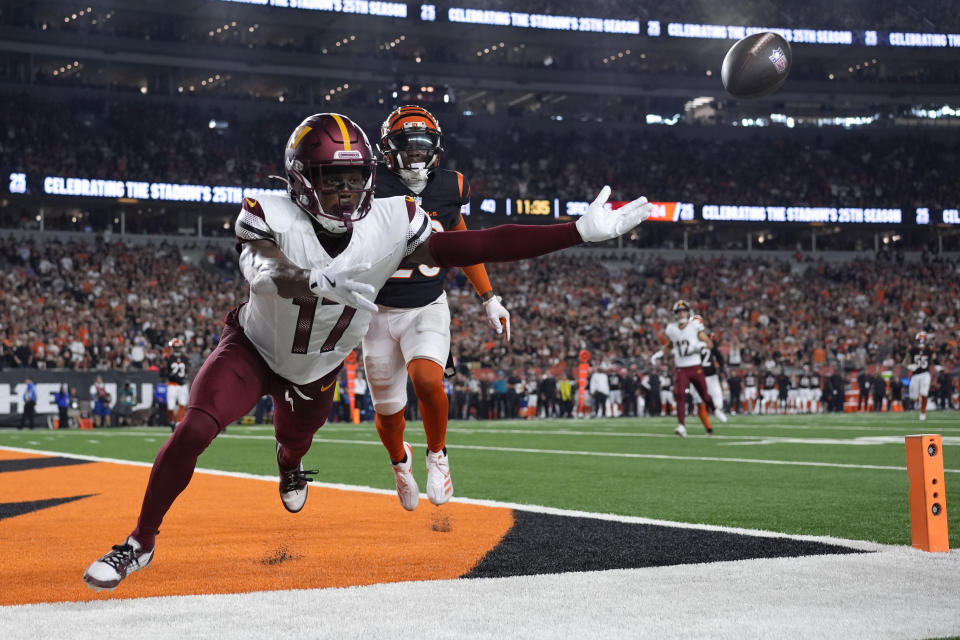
[2,411,957,546]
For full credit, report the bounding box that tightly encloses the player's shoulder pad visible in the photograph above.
[435,168,471,202]
[243,193,298,234]
[453,170,470,201]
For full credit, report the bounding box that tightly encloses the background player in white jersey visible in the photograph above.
[651,301,727,437]
[365,105,509,510]
[904,331,935,420]
[83,112,654,592]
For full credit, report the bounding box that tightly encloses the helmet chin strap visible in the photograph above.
[398,162,429,194]
[300,197,349,235]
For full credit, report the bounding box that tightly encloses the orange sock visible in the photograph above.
[176,405,186,423]
[408,358,448,453]
[921,396,928,413]
[375,409,407,463]
[697,404,712,431]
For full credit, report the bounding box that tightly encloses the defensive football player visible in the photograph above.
[904,331,934,420]
[365,105,509,510]
[688,328,726,431]
[165,338,190,431]
[82,112,653,592]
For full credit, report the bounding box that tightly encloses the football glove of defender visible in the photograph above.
[483,295,511,341]
[576,186,652,243]
[308,262,378,313]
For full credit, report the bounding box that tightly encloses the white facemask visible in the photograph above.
[398,162,429,194]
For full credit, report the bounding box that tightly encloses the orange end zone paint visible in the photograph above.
[905,434,950,552]
[0,450,513,604]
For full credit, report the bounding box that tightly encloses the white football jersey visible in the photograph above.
[235,193,432,385]
[664,317,705,368]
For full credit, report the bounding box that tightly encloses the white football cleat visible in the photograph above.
[391,441,420,511]
[714,407,728,423]
[277,442,316,513]
[83,536,154,592]
[425,447,453,505]
[674,423,687,437]
[919,413,927,421]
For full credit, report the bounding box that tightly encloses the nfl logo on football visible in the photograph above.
[769,47,787,74]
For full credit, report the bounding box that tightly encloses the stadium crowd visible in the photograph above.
[3,96,960,214]
[0,235,243,372]
[3,231,958,416]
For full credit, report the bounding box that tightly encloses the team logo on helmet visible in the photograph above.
[673,300,692,314]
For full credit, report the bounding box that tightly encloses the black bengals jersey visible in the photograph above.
[762,374,777,390]
[810,374,821,389]
[700,345,724,377]
[744,373,757,388]
[166,355,188,385]
[798,375,811,389]
[374,167,471,308]
[908,346,934,375]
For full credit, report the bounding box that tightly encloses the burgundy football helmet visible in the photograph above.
[284,113,376,232]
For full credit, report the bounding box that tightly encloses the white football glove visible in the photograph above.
[575,186,652,243]
[308,262,378,312]
[650,350,664,365]
[483,295,511,341]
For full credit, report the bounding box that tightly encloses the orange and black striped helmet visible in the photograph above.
[379,105,444,171]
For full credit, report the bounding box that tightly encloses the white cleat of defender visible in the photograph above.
[714,407,728,423]
[391,441,420,511]
[425,448,453,505]
[674,423,688,437]
[83,536,154,592]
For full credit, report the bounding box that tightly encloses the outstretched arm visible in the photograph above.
[408,186,651,268]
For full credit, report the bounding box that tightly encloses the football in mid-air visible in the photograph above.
[721,32,792,99]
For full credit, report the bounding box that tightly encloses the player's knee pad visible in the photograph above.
[170,407,220,454]
[365,355,407,407]
[375,401,406,416]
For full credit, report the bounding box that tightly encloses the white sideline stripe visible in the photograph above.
[0,445,889,549]
[3,550,959,640]
[4,435,959,474]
